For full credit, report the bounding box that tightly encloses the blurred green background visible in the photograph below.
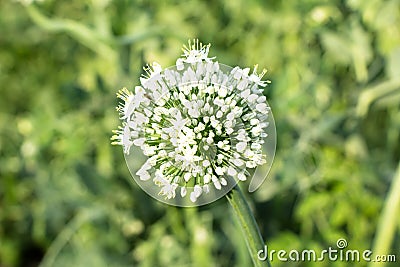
[1,0,399,266]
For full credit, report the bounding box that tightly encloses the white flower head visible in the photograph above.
[112,39,275,206]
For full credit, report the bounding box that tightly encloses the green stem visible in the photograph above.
[25,5,117,61]
[369,161,400,267]
[226,185,271,267]
[39,209,102,267]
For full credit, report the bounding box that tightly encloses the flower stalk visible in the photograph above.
[369,161,400,267]
[226,185,271,267]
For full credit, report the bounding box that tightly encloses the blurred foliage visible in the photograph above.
[1,0,400,266]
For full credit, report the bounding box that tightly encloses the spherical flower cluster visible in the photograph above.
[112,39,272,204]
